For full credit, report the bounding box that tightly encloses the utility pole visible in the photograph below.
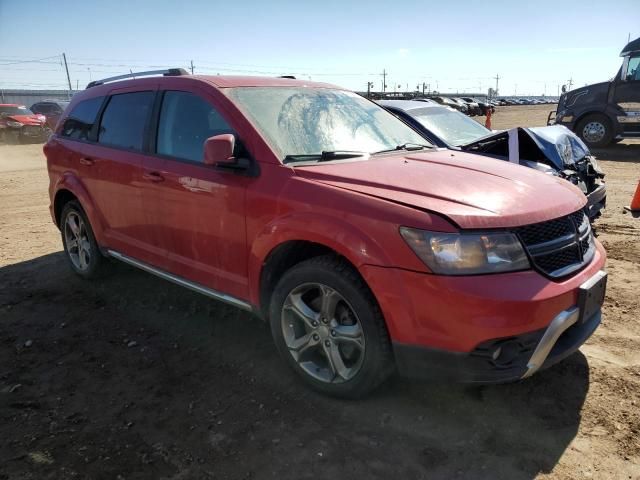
[422,82,426,95]
[567,77,574,91]
[62,53,72,97]
[382,69,387,92]
[190,60,195,75]
[367,81,374,98]
[494,74,500,98]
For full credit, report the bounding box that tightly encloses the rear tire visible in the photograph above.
[269,255,394,399]
[60,201,105,279]
[576,114,613,148]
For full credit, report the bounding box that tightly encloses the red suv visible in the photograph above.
[44,69,607,398]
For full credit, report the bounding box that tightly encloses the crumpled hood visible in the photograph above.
[461,125,592,170]
[526,125,591,169]
[6,114,45,125]
[294,149,586,229]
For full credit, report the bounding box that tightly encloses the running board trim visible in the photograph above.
[107,250,253,311]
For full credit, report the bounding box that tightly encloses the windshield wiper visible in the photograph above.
[283,150,368,164]
[372,143,433,155]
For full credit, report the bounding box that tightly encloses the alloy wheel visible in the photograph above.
[281,283,365,383]
[64,212,92,271]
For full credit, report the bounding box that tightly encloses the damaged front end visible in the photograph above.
[462,125,606,220]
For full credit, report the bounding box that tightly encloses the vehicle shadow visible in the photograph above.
[0,253,589,480]
[592,141,640,163]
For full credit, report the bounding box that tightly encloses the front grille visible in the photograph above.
[515,210,594,278]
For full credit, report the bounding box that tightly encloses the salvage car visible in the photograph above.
[45,70,607,398]
[379,99,606,219]
[0,104,49,143]
[31,100,70,130]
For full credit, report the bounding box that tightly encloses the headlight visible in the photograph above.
[6,120,23,128]
[399,228,530,275]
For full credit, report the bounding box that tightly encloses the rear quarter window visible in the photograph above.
[61,96,104,140]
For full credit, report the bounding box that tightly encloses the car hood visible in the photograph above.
[6,114,44,125]
[293,149,585,229]
[559,81,610,110]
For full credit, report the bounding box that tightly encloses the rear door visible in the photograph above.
[87,88,165,265]
[140,88,250,300]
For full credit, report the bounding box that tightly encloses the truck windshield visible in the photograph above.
[227,87,430,160]
[409,106,491,146]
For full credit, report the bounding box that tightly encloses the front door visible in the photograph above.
[141,89,251,300]
[613,55,640,134]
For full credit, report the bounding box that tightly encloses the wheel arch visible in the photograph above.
[52,174,106,244]
[572,109,615,134]
[249,213,394,320]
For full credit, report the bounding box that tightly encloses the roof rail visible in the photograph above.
[279,75,296,79]
[86,68,189,89]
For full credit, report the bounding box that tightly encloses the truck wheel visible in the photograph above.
[576,114,613,148]
[60,201,105,279]
[269,255,394,398]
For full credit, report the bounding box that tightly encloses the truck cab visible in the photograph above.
[549,37,640,147]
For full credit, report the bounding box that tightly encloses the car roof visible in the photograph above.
[84,74,342,92]
[193,75,341,89]
[0,104,22,107]
[377,99,443,111]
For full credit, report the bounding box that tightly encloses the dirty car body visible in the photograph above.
[45,73,607,398]
[379,100,606,219]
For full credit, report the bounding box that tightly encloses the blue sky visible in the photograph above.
[0,0,638,95]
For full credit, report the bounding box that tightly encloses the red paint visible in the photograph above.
[0,104,46,128]
[45,75,606,354]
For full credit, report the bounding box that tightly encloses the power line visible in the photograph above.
[0,55,61,66]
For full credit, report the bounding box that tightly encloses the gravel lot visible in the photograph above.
[1,105,639,480]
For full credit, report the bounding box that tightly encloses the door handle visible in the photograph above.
[79,157,94,166]
[143,171,165,183]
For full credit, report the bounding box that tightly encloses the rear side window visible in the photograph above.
[61,96,104,140]
[156,91,233,162]
[98,91,154,151]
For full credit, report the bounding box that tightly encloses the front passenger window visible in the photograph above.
[157,91,234,163]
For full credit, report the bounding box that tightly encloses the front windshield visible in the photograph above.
[227,87,430,159]
[0,106,34,116]
[410,106,491,146]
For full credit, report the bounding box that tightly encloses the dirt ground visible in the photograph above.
[0,104,639,480]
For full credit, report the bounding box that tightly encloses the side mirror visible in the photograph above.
[204,134,235,166]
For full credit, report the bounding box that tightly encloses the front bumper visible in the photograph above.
[586,183,607,219]
[393,306,601,383]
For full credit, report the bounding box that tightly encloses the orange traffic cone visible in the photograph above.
[624,180,640,214]
[485,107,492,129]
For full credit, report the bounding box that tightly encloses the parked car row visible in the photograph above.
[501,98,558,105]
[44,70,607,398]
[426,96,495,116]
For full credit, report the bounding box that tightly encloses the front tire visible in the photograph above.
[576,114,613,148]
[60,201,105,279]
[269,255,394,398]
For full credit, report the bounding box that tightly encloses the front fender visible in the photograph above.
[54,173,106,246]
[247,211,408,306]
